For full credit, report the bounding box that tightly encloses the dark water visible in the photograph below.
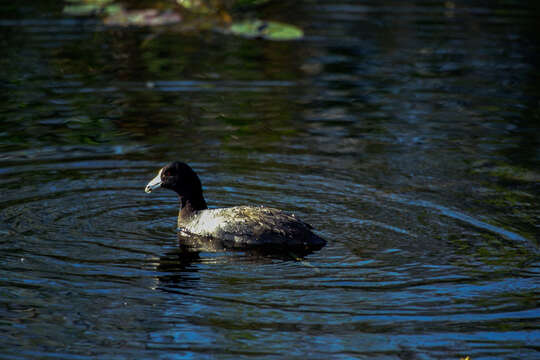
[1,1,539,359]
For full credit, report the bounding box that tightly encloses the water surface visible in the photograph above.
[1,1,539,359]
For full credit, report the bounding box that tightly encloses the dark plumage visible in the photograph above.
[145,162,326,250]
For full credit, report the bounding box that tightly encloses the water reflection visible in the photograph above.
[1,0,539,359]
[152,249,201,290]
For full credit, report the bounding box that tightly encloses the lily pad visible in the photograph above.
[234,0,271,5]
[63,4,101,16]
[64,0,181,26]
[177,0,214,13]
[104,8,182,26]
[229,20,303,40]
[63,0,116,16]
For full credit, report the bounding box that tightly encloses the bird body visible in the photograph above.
[177,205,325,248]
[145,162,326,251]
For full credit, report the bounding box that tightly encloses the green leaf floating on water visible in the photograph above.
[234,0,272,6]
[63,1,300,35]
[63,4,100,16]
[229,20,303,40]
[63,0,181,26]
[177,0,213,14]
[104,9,181,26]
[63,0,120,16]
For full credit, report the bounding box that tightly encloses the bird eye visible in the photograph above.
[164,171,170,177]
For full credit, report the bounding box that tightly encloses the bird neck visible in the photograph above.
[179,194,208,220]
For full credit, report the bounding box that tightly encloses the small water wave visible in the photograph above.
[1,1,538,356]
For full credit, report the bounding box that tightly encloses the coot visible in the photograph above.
[145,162,326,250]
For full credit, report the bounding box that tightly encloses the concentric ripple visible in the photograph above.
[1,0,539,358]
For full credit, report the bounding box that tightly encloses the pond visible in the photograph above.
[1,1,539,359]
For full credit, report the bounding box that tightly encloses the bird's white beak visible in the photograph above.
[145,169,162,193]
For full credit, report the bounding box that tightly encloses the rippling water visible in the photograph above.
[1,1,539,359]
